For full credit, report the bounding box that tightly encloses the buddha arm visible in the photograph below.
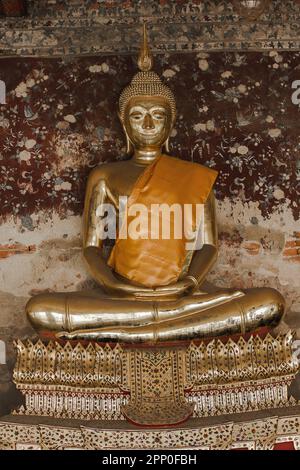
[82,171,159,295]
[186,191,218,287]
[83,170,119,291]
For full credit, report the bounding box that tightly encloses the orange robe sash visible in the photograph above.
[108,155,218,288]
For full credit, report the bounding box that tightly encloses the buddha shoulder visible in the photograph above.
[87,160,128,183]
[86,159,145,198]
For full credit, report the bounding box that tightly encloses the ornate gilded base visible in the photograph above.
[1,413,300,450]
[0,409,300,451]
[122,348,195,426]
[12,332,299,426]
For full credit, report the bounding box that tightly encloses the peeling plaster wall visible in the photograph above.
[0,0,300,414]
[212,200,299,312]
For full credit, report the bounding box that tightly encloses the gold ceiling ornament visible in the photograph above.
[233,0,271,21]
[119,22,176,121]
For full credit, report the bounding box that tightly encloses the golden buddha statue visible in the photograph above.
[26,25,285,344]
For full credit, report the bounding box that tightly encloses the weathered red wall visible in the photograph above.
[0,52,299,219]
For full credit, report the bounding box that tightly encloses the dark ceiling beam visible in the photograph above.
[0,0,27,17]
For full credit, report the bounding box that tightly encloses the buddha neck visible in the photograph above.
[132,148,162,165]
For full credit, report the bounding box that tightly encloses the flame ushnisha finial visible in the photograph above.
[137,22,153,72]
[119,21,176,121]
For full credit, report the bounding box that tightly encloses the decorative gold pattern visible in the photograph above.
[277,414,300,435]
[12,332,299,425]
[185,331,299,417]
[13,339,129,420]
[1,415,300,450]
[232,417,279,450]
[39,424,85,450]
[189,383,298,418]
[122,348,194,426]
[186,331,297,385]
[0,422,40,451]
[81,422,233,450]
[13,339,127,388]
[13,391,128,421]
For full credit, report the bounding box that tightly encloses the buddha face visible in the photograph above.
[123,96,173,150]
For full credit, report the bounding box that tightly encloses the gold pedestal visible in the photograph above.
[1,413,300,450]
[12,332,299,427]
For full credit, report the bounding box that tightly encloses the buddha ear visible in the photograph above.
[163,137,170,154]
[164,114,176,154]
[118,111,133,156]
[125,131,133,156]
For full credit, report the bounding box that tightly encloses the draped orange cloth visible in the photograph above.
[108,155,218,287]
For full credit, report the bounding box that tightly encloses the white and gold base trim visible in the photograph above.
[12,331,299,426]
[0,414,300,450]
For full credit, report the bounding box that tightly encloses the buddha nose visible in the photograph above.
[142,113,155,130]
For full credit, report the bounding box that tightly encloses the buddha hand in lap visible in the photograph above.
[26,27,285,343]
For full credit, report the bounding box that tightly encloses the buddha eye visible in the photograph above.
[130,112,143,120]
[152,111,165,120]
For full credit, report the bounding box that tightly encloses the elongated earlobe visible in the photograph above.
[118,111,133,156]
[125,131,133,155]
[164,137,170,154]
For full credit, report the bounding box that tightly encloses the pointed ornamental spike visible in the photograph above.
[137,22,153,72]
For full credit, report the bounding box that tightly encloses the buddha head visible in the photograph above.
[119,24,176,154]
